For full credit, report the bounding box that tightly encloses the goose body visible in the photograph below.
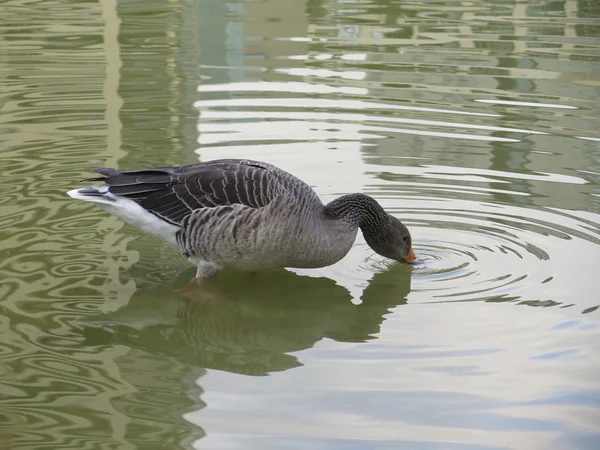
[67,159,415,282]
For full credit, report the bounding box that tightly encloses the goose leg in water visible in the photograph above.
[176,277,219,302]
[176,262,222,301]
[177,276,200,298]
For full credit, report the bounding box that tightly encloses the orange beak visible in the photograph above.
[404,246,417,263]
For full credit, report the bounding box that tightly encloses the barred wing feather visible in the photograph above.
[87,160,291,226]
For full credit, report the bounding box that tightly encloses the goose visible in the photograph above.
[67,158,416,291]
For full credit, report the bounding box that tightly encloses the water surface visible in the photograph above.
[1,0,600,449]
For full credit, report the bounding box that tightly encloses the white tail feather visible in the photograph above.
[67,187,180,250]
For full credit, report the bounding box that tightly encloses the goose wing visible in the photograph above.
[86,159,286,226]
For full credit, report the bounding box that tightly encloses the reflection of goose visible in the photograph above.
[67,159,416,290]
[81,266,412,376]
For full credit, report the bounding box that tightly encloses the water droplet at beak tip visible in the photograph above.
[402,258,421,265]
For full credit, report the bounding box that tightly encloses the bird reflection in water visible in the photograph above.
[81,264,413,376]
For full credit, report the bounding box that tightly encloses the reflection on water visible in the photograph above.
[1,0,600,449]
[81,265,411,375]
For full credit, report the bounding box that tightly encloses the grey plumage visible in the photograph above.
[70,158,415,282]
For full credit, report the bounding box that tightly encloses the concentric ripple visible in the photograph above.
[351,201,599,313]
[408,198,599,303]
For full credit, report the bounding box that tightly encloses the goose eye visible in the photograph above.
[403,236,409,242]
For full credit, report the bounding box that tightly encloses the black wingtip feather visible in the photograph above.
[76,187,105,197]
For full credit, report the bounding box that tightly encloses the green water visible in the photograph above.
[1,0,600,449]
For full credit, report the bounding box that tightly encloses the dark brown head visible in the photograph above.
[363,214,416,263]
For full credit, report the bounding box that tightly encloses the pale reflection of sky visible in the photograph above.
[275,67,367,80]
[576,136,600,142]
[198,81,367,95]
[199,109,546,135]
[185,301,600,450]
[195,92,500,117]
[474,99,579,109]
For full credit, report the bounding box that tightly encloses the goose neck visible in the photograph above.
[323,193,387,233]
